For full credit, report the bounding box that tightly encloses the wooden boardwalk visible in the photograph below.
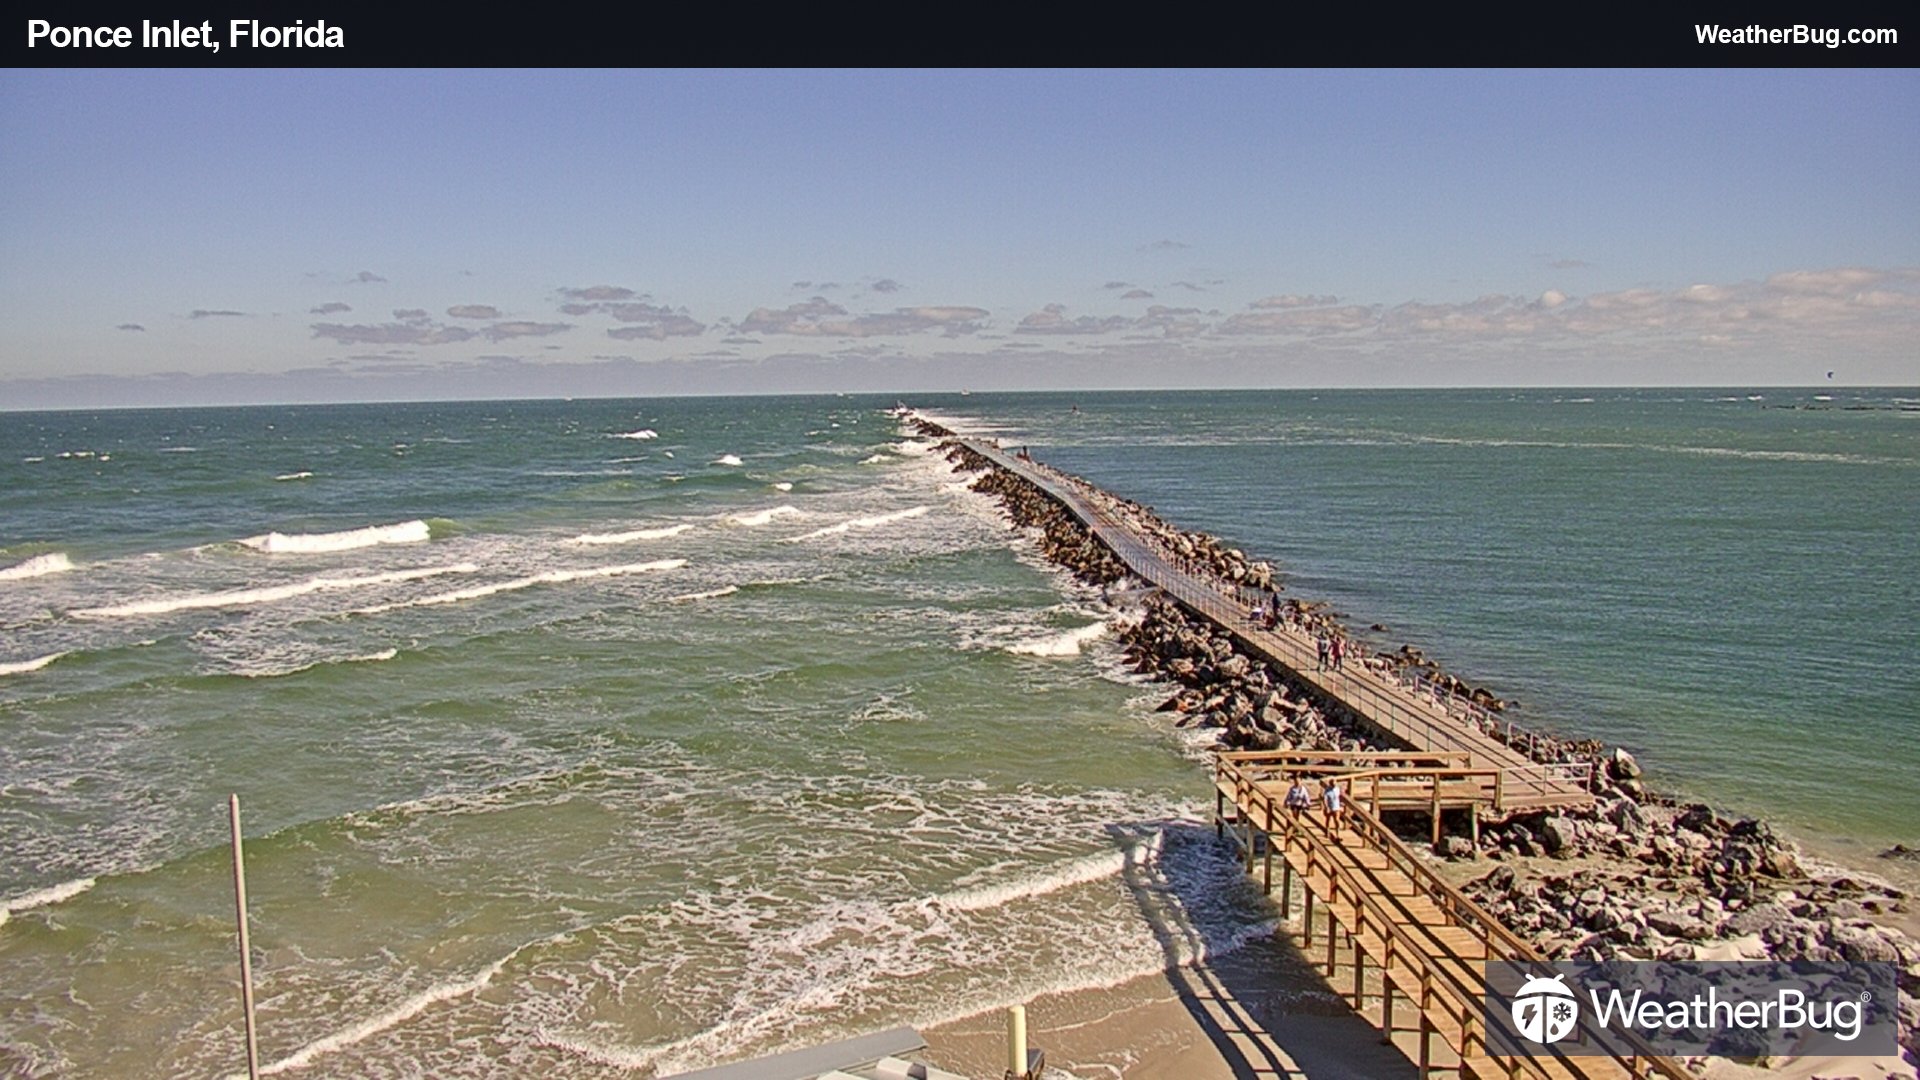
[956,436,1695,1079]
[960,438,1593,812]
[1214,752,1690,1080]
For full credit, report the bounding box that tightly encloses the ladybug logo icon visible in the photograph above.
[1513,973,1579,1045]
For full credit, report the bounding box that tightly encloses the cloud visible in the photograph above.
[1016,304,1132,336]
[482,321,571,342]
[1102,281,1135,290]
[1121,289,1154,300]
[311,321,477,346]
[350,270,386,284]
[116,323,145,332]
[738,298,986,337]
[1251,294,1340,309]
[563,297,707,339]
[1170,281,1205,292]
[393,308,430,321]
[188,309,248,319]
[310,302,351,315]
[560,285,636,301]
[871,278,903,293]
[1143,240,1189,252]
[1220,304,1379,335]
[447,304,502,319]
[1764,268,1885,295]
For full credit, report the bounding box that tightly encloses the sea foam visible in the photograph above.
[74,563,479,618]
[668,585,739,603]
[713,454,744,467]
[240,520,430,554]
[611,429,659,440]
[569,524,692,545]
[0,552,74,582]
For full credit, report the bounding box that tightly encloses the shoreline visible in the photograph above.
[902,409,1919,1074]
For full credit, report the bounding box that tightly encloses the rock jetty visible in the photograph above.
[907,411,1918,1063]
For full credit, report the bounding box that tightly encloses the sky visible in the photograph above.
[1,69,1916,409]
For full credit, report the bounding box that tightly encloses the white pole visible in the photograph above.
[229,794,261,1080]
[1005,1003,1027,1079]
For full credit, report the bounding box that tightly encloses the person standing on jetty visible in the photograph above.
[1316,633,1330,671]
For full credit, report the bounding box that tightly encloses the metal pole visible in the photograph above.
[229,794,261,1080]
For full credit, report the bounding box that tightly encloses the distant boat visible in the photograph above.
[960,389,971,396]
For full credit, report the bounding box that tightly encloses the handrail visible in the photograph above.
[1217,755,1692,1080]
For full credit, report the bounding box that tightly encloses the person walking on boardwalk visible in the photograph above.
[1315,633,1330,671]
[1285,774,1313,818]
[1330,635,1346,673]
[1321,777,1345,832]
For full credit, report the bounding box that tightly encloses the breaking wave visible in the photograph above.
[728,506,799,527]
[0,651,67,676]
[240,520,431,554]
[569,524,692,545]
[352,559,686,615]
[74,563,479,618]
[1006,622,1109,657]
[784,506,930,542]
[0,552,73,582]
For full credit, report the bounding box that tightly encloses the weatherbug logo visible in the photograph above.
[1513,973,1579,1044]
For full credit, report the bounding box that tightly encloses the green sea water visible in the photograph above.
[0,389,1913,1076]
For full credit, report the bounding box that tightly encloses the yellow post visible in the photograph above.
[1005,1004,1027,1080]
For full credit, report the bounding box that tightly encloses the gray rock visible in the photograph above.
[1539,816,1577,856]
[1610,747,1643,781]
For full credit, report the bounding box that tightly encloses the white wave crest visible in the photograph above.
[729,506,799,527]
[610,429,659,440]
[353,559,685,615]
[74,563,479,619]
[274,471,314,482]
[0,651,67,676]
[240,519,430,554]
[0,552,74,582]
[784,506,930,542]
[1006,622,1109,657]
[772,482,794,491]
[569,524,691,545]
[668,585,739,603]
[713,454,744,467]
[0,877,97,928]
[234,648,399,679]
[860,454,890,464]
[936,833,1160,913]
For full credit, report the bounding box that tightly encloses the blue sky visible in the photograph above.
[2,69,1916,407]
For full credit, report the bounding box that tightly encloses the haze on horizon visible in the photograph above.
[2,69,1916,411]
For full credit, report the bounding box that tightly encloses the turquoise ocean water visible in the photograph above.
[0,389,1914,1076]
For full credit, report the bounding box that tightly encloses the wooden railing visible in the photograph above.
[1215,754,1693,1080]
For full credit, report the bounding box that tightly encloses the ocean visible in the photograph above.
[0,389,1914,1076]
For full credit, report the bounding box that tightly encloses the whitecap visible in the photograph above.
[0,552,74,582]
[772,482,794,492]
[274,471,314,482]
[569,524,692,545]
[784,506,930,542]
[0,651,67,676]
[0,877,97,928]
[74,562,479,618]
[232,648,399,679]
[352,559,685,615]
[860,455,889,464]
[240,519,431,554]
[713,454,744,467]
[728,506,799,527]
[157,446,199,453]
[1006,622,1109,657]
[667,585,739,603]
[936,831,1160,912]
[610,429,659,440]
